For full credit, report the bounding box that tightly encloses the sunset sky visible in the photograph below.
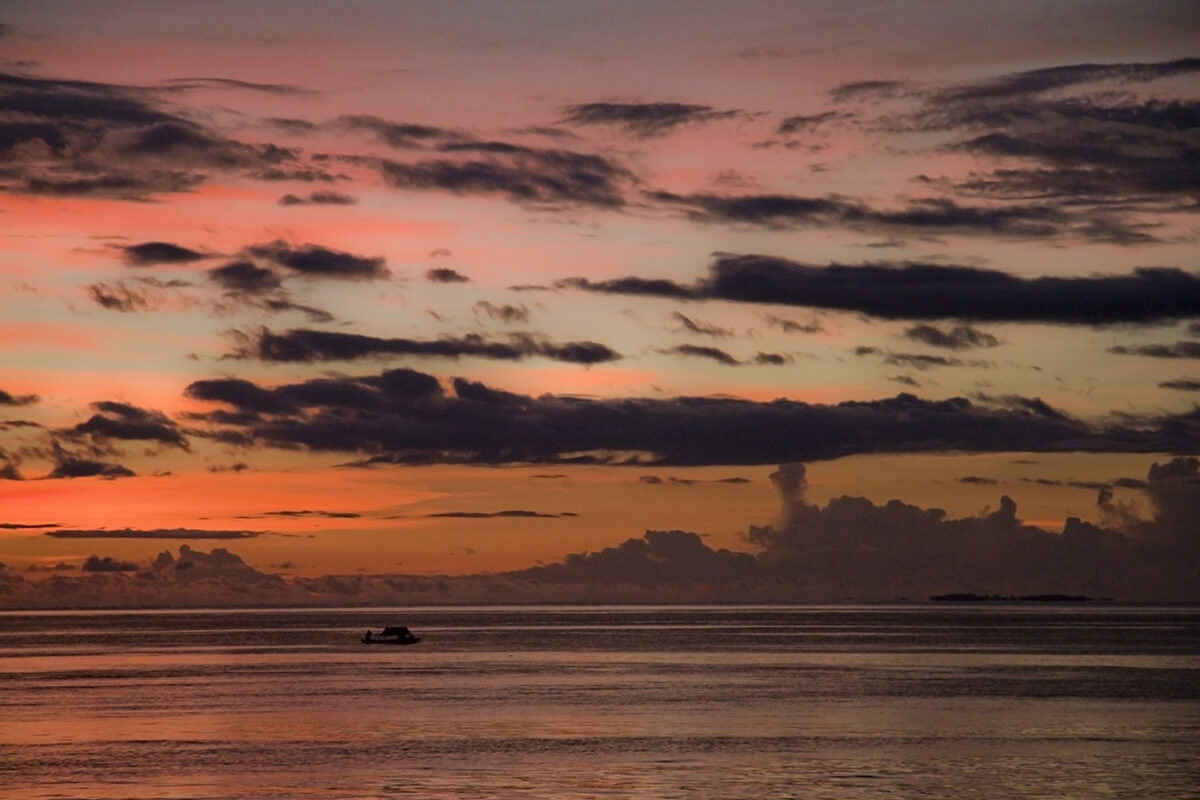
[1,2,1198,603]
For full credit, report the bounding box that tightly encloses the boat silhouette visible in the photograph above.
[362,625,421,645]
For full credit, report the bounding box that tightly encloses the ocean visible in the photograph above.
[1,605,1197,799]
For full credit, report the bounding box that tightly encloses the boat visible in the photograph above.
[362,625,421,645]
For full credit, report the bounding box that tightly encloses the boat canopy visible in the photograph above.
[381,626,411,636]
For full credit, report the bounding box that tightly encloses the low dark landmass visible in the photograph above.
[929,593,1108,603]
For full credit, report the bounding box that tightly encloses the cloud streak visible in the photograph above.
[562,255,1200,325]
[185,366,1197,466]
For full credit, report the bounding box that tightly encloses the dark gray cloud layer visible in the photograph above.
[63,401,188,450]
[0,389,37,406]
[229,327,621,365]
[0,71,303,199]
[561,101,743,137]
[904,324,1000,350]
[246,241,388,280]
[374,143,636,208]
[121,241,207,266]
[561,255,1200,325]
[648,191,1072,237]
[46,528,259,539]
[184,366,1198,466]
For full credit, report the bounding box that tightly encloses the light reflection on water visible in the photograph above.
[1,605,1197,799]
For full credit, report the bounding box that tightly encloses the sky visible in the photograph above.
[1,1,1198,605]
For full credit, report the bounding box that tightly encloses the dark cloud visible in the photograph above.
[121,241,206,266]
[48,458,135,479]
[0,522,59,529]
[242,513,355,520]
[208,260,282,293]
[373,142,636,208]
[0,72,309,200]
[476,301,529,324]
[640,475,751,487]
[63,401,188,450]
[766,314,823,334]
[556,275,697,300]
[229,327,621,365]
[427,267,470,283]
[875,58,1200,217]
[830,80,907,102]
[246,240,388,280]
[932,58,1200,104]
[859,349,974,371]
[82,555,138,572]
[563,254,1200,325]
[20,171,206,200]
[661,344,740,366]
[959,475,999,485]
[754,352,793,366]
[47,528,259,539]
[426,510,571,519]
[278,190,356,205]
[162,77,314,96]
[184,366,1198,466]
[25,562,75,573]
[949,129,1200,210]
[777,111,846,134]
[1159,378,1200,391]
[87,281,154,312]
[333,114,454,148]
[0,389,37,406]
[648,190,1069,237]
[560,101,743,137]
[904,323,1000,350]
[257,298,335,323]
[672,311,731,337]
[1109,341,1200,359]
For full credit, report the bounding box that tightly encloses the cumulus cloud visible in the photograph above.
[82,555,138,572]
[743,460,1198,601]
[561,254,1200,325]
[516,529,759,587]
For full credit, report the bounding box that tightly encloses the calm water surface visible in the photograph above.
[1,605,1197,799]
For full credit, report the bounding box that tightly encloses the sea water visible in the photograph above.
[1,605,1197,799]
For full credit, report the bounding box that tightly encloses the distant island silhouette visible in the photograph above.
[929,593,1108,603]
